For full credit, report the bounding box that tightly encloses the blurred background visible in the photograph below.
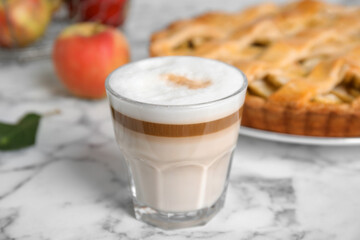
[0,0,354,64]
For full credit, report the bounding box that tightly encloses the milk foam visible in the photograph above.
[106,57,247,124]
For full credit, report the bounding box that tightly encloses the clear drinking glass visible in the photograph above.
[106,56,247,229]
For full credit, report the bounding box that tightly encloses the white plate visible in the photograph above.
[239,127,360,146]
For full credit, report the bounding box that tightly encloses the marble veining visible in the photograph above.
[1,0,360,239]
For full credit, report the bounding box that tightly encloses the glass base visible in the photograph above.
[133,189,227,230]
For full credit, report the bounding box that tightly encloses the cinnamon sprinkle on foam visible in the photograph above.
[163,74,212,89]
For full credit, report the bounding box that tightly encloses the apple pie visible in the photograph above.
[150,0,360,137]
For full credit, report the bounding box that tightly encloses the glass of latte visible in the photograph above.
[106,56,247,229]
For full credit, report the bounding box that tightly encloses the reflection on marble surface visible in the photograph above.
[1,0,360,239]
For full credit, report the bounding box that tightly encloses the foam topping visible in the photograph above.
[106,57,246,124]
[107,57,244,105]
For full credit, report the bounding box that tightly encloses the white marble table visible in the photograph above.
[1,0,360,239]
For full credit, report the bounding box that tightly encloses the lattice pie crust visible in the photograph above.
[150,0,360,137]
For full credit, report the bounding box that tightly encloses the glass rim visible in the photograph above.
[105,56,248,109]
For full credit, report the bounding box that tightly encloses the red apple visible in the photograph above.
[0,0,51,48]
[66,0,128,27]
[52,22,130,99]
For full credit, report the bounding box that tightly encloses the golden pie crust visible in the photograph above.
[150,0,360,137]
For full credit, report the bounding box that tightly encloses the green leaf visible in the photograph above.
[0,113,41,151]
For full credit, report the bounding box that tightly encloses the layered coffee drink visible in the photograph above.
[106,56,247,229]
